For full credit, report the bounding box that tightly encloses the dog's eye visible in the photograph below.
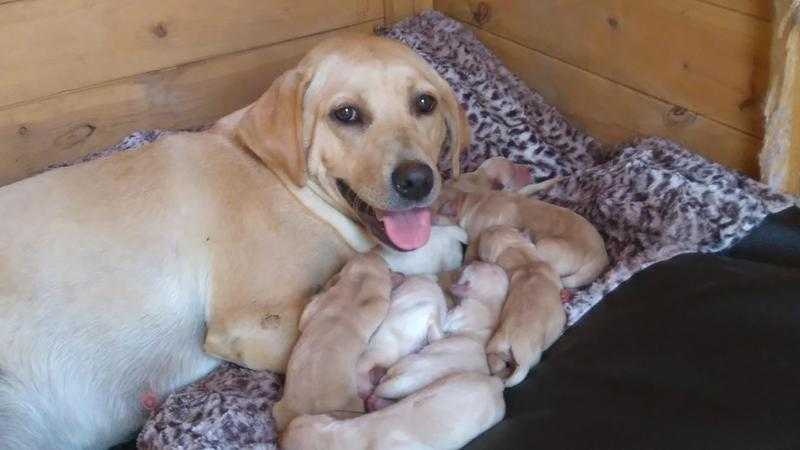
[331,105,361,124]
[414,94,437,115]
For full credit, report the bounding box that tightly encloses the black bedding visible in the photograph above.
[465,207,800,450]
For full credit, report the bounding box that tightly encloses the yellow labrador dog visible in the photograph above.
[0,34,468,450]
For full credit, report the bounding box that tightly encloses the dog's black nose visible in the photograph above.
[392,161,434,201]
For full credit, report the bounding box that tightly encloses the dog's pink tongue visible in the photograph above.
[379,208,432,251]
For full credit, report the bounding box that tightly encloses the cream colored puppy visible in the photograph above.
[280,372,505,450]
[437,167,608,288]
[273,253,392,431]
[478,225,567,387]
[379,225,468,275]
[356,274,447,400]
[374,262,508,400]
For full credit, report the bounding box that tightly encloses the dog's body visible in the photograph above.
[478,226,566,387]
[273,253,391,431]
[0,34,469,449]
[374,262,508,400]
[356,275,447,399]
[280,372,506,450]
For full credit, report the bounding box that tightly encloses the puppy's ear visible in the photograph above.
[237,70,310,187]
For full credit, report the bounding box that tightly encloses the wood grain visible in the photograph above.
[476,29,761,175]
[435,0,771,137]
[788,53,800,194]
[699,0,773,20]
[0,0,382,108]
[0,20,380,186]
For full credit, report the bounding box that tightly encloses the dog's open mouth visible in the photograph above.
[336,179,431,252]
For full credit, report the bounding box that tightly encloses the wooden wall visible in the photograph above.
[435,0,773,176]
[1,0,776,186]
[0,0,383,185]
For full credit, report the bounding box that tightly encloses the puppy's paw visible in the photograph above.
[365,393,396,412]
[486,351,515,380]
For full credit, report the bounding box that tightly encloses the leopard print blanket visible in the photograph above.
[70,11,790,449]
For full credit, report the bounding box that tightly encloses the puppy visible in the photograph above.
[436,162,608,288]
[273,253,392,431]
[280,372,505,450]
[479,225,567,387]
[356,274,447,401]
[379,225,468,275]
[374,262,508,400]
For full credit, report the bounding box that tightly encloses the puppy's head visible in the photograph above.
[450,261,509,305]
[238,34,470,252]
[443,157,534,194]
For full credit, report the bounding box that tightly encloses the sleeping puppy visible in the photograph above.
[273,253,392,431]
[436,166,608,288]
[355,274,447,402]
[378,225,468,275]
[280,372,505,450]
[478,225,566,387]
[373,261,508,401]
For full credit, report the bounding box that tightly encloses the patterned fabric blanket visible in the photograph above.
[65,11,790,449]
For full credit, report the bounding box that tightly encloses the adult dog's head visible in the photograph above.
[237,34,470,251]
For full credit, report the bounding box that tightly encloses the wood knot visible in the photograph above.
[17,125,30,137]
[54,124,96,149]
[473,2,491,27]
[607,17,619,29]
[152,22,168,38]
[260,314,281,330]
[664,106,697,127]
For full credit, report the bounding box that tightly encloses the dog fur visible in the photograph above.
[478,225,566,387]
[280,372,505,450]
[0,33,469,449]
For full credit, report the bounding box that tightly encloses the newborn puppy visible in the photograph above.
[273,253,392,431]
[445,156,535,193]
[437,167,608,288]
[379,225,468,275]
[374,262,508,400]
[479,225,566,387]
[356,274,447,402]
[281,372,505,450]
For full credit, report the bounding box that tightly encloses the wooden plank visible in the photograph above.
[385,0,415,24]
[435,0,771,137]
[0,20,380,186]
[699,0,773,20]
[475,29,761,175]
[0,0,382,108]
[384,0,430,24]
[788,48,800,194]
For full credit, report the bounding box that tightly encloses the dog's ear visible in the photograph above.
[237,69,309,187]
[432,79,470,178]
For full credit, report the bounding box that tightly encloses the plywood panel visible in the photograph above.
[436,0,771,137]
[0,0,382,108]
[384,0,431,24]
[476,29,760,175]
[0,20,380,186]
